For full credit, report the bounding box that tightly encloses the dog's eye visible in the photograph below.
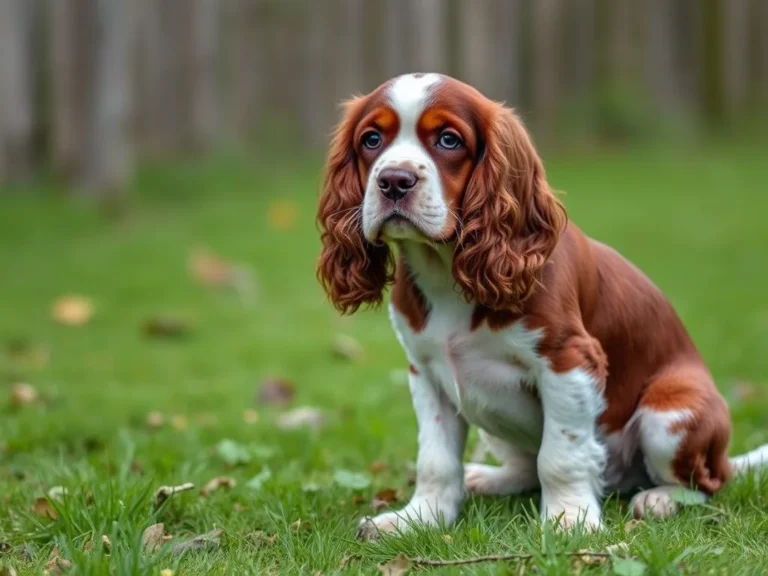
[362,131,382,150]
[437,130,462,150]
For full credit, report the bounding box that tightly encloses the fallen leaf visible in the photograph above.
[33,497,57,520]
[267,199,299,230]
[247,467,272,490]
[624,519,643,532]
[216,439,251,466]
[171,529,222,555]
[200,476,236,497]
[441,534,453,543]
[130,460,144,474]
[379,553,410,576]
[371,488,399,511]
[232,502,245,512]
[142,315,194,339]
[189,248,236,287]
[101,535,111,553]
[146,412,164,429]
[277,407,326,431]
[160,570,174,576]
[10,383,38,407]
[339,554,361,568]
[170,415,188,431]
[668,488,707,506]
[612,557,646,576]
[333,470,371,490]
[47,487,68,501]
[243,409,259,424]
[142,523,167,552]
[574,549,608,566]
[369,460,388,474]
[83,541,93,553]
[331,334,365,362]
[44,547,72,573]
[257,378,295,406]
[153,482,195,509]
[51,295,93,326]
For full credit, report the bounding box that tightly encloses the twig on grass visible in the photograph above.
[409,551,612,567]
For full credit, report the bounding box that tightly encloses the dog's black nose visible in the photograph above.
[377,168,418,201]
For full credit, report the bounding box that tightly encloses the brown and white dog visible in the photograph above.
[316,73,768,536]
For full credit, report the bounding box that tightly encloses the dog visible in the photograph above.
[316,73,768,537]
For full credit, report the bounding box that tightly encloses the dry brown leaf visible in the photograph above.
[331,334,365,362]
[232,502,245,512]
[339,554,361,568]
[142,315,194,339]
[267,199,299,230]
[33,497,57,520]
[51,295,93,326]
[146,412,164,429]
[189,249,235,287]
[624,519,643,533]
[200,476,236,497]
[277,407,326,431]
[257,378,296,406]
[573,549,608,567]
[10,383,38,407]
[0,566,18,576]
[142,523,167,552]
[170,415,188,431]
[243,409,259,424]
[379,553,410,576]
[101,535,112,553]
[369,461,388,474]
[171,529,222,555]
[153,482,195,509]
[44,547,72,574]
[371,488,399,511]
[83,541,93,553]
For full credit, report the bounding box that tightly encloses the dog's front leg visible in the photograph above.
[358,369,467,539]
[537,367,606,531]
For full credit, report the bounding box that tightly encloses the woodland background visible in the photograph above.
[0,0,767,197]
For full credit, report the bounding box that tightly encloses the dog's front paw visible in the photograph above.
[540,492,602,532]
[356,494,462,540]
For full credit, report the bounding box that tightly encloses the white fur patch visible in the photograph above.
[634,408,692,485]
[362,74,448,242]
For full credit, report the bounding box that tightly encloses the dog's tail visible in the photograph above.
[730,444,768,475]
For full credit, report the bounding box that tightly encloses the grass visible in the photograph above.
[2,142,768,575]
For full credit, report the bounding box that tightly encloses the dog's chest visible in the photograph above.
[391,301,545,452]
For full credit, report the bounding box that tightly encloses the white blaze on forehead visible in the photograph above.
[387,74,442,129]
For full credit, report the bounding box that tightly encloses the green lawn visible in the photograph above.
[2,144,768,575]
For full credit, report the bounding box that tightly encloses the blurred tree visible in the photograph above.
[0,0,36,183]
[723,0,750,118]
[191,0,221,152]
[531,0,562,140]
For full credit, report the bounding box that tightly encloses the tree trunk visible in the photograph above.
[380,0,410,79]
[190,0,220,152]
[722,0,750,117]
[458,0,496,97]
[0,0,35,183]
[531,0,562,140]
[410,0,447,74]
[81,0,135,196]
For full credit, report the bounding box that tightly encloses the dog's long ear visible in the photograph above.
[317,97,392,314]
[453,104,566,310]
